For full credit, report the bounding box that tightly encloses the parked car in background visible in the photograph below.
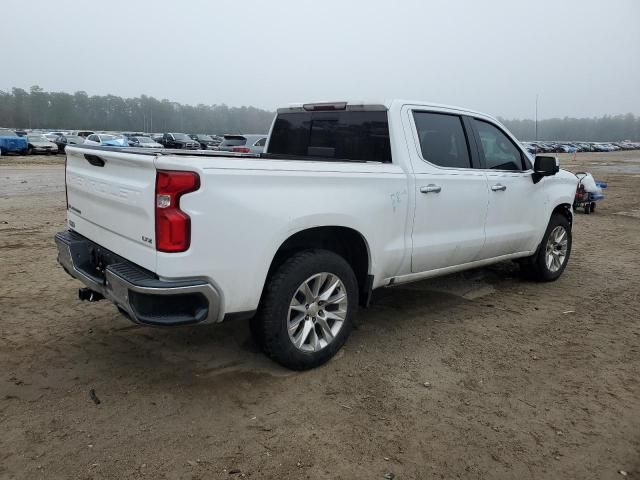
[15,130,28,137]
[84,134,129,147]
[0,129,28,155]
[216,134,268,154]
[27,134,59,154]
[158,133,200,149]
[69,131,94,138]
[54,135,85,153]
[188,134,220,150]
[122,132,146,139]
[128,136,163,148]
[208,135,224,145]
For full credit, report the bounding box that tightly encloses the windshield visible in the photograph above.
[135,136,154,143]
[28,135,49,142]
[0,130,17,136]
[197,135,213,141]
[98,135,117,141]
[171,133,192,141]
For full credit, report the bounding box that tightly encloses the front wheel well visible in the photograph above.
[552,203,573,225]
[266,227,371,307]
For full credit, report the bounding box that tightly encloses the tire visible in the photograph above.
[19,149,27,156]
[521,213,572,282]
[584,204,590,214]
[590,202,596,213]
[253,249,358,370]
[27,147,33,155]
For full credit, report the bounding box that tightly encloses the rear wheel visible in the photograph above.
[253,249,358,370]
[521,213,572,282]
[27,147,33,155]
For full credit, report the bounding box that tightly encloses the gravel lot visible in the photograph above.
[1,152,639,479]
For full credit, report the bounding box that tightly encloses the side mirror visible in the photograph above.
[532,155,559,184]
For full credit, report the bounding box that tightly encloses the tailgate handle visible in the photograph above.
[84,154,105,167]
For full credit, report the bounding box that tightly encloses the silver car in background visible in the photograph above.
[216,134,268,154]
[27,134,59,154]
[128,136,163,148]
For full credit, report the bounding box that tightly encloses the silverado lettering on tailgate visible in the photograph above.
[67,173,142,204]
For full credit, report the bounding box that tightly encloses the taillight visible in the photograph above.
[232,146,250,153]
[155,170,200,252]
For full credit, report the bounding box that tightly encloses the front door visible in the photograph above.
[470,118,546,259]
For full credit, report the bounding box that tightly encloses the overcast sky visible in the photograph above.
[2,0,638,119]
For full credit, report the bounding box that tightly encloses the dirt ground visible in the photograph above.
[1,151,639,479]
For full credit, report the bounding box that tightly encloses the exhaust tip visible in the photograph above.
[78,287,104,302]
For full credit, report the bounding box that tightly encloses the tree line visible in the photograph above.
[1,86,639,140]
[500,114,640,142]
[0,86,274,134]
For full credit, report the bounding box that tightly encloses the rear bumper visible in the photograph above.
[32,146,58,153]
[54,230,222,326]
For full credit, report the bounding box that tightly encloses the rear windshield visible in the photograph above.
[220,136,247,147]
[267,111,391,163]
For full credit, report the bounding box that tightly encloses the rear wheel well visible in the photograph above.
[266,227,371,307]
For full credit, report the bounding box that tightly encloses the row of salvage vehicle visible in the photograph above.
[3,127,637,158]
[0,129,268,155]
[521,140,640,155]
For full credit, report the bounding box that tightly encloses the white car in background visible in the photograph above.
[128,136,163,148]
[84,134,129,147]
[216,134,268,154]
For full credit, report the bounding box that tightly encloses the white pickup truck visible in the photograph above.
[55,100,577,369]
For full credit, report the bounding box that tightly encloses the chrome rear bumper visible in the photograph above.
[54,230,221,325]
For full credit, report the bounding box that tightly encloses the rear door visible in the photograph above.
[65,146,158,271]
[407,109,489,273]
[470,118,546,258]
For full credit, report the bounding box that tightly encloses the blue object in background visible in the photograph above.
[0,130,28,154]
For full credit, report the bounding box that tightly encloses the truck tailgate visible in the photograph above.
[65,146,157,271]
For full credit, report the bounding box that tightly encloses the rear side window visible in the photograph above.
[267,111,391,163]
[220,136,246,147]
[474,119,525,171]
[254,137,266,147]
[412,112,471,169]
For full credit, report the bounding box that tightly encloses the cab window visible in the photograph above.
[412,112,471,169]
[474,119,526,171]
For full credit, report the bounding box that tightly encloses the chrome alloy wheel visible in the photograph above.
[545,225,568,272]
[287,272,348,352]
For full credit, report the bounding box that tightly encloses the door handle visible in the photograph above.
[420,184,442,194]
[491,184,507,192]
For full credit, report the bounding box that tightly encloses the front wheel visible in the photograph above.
[252,249,358,370]
[521,213,572,282]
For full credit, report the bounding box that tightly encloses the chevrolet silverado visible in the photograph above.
[55,100,577,369]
